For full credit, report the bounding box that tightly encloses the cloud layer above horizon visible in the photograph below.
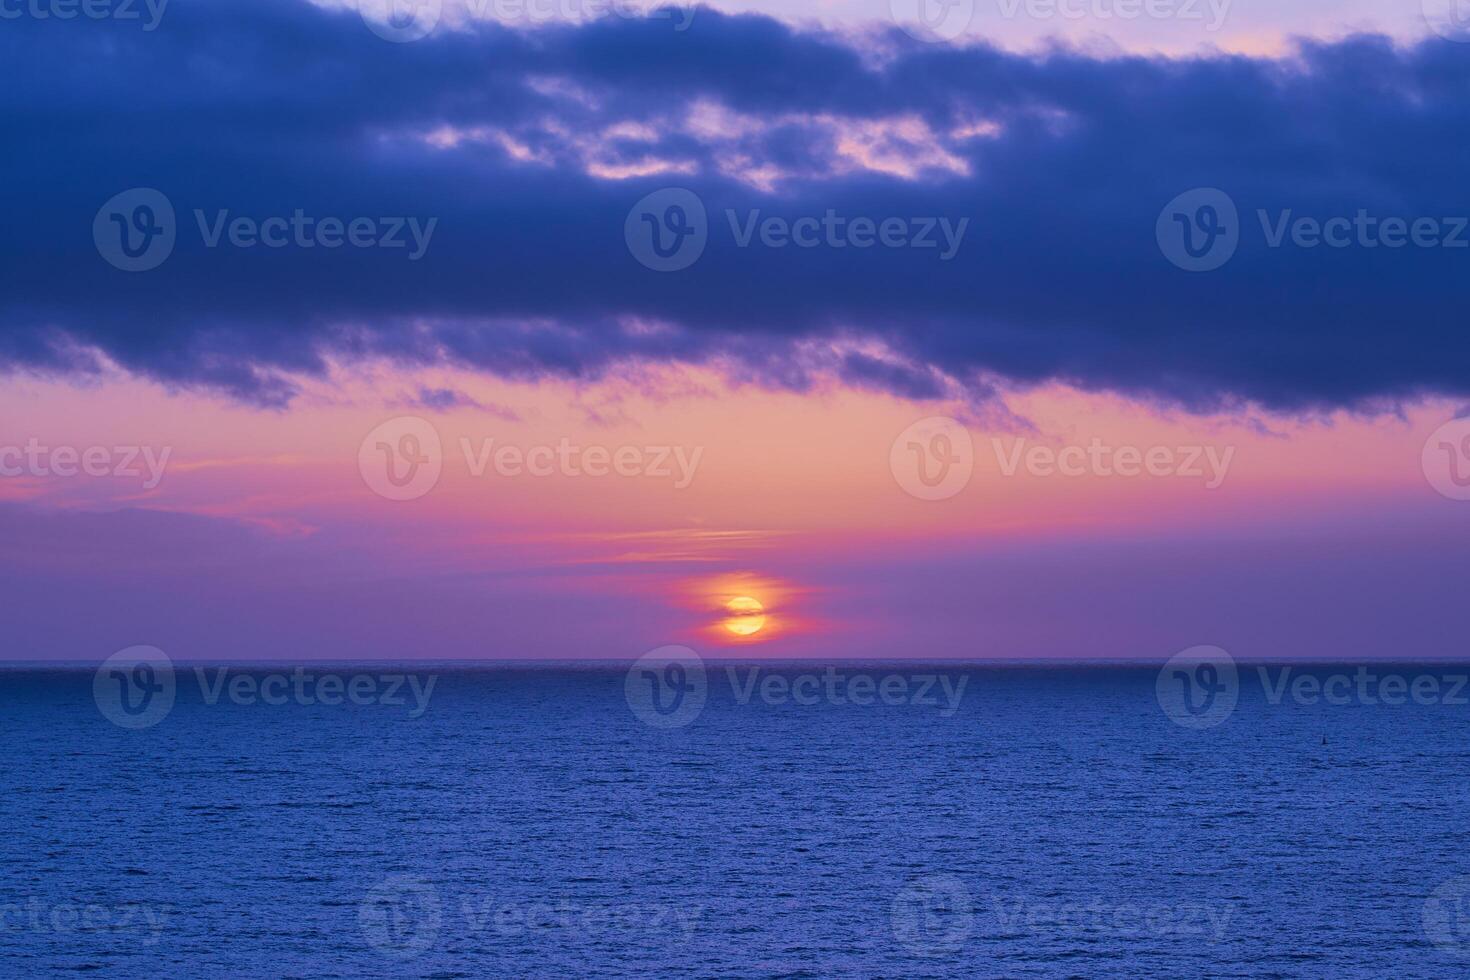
[4,0,1469,413]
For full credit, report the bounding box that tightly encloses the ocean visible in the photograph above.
[3,661,1470,977]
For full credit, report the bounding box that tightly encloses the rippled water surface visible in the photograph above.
[4,664,1470,977]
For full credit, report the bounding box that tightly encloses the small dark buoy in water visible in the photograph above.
[1322,735,1327,746]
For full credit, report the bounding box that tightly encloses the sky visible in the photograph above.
[2,0,1468,661]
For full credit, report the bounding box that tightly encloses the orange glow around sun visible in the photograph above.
[679,572,811,645]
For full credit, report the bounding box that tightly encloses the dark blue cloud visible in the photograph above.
[3,0,1469,412]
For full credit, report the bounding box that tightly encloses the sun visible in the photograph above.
[683,574,799,644]
[722,596,767,637]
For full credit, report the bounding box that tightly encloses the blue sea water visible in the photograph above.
[3,662,1470,978]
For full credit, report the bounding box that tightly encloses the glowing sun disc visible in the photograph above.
[723,596,767,637]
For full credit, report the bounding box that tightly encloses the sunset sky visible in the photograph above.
[2,0,1468,661]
